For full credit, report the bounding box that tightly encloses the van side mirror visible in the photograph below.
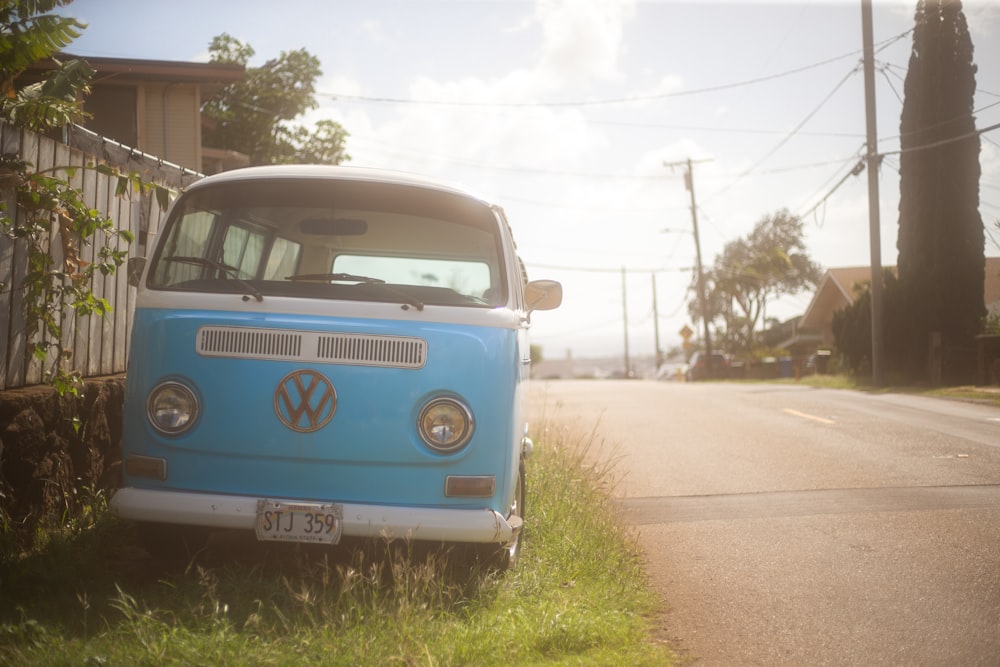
[128,257,147,287]
[525,279,562,312]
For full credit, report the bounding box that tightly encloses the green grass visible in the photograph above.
[921,385,1000,406]
[0,423,674,666]
[758,374,859,390]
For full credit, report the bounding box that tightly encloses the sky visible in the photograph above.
[63,0,1000,364]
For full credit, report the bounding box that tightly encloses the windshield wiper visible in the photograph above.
[286,272,385,284]
[162,256,263,302]
[285,273,424,311]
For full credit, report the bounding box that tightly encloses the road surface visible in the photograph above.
[528,380,1000,666]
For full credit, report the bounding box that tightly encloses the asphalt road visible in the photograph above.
[527,380,1000,666]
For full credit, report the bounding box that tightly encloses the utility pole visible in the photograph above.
[652,272,662,371]
[861,0,885,386]
[666,158,714,376]
[621,266,631,377]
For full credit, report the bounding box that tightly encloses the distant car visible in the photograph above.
[685,352,729,381]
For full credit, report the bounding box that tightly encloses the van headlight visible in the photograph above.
[418,397,474,453]
[147,381,199,434]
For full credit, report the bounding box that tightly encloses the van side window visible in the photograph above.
[158,210,217,283]
[264,237,301,280]
[222,224,267,280]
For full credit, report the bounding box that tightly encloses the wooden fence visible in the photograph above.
[0,122,202,390]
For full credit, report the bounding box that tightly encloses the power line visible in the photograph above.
[876,82,1000,146]
[880,121,1000,158]
[703,65,861,206]
[985,224,1000,254]
[877,63,905,105]
[795,122,1000,222]
[797,146,866,203]
[798,158,867,220]
[318,32,912,109]
[875,154,997,237]
[579,118,864,138]
[348,133,871,188]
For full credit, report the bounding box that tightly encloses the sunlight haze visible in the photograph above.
[65,0,1000,364]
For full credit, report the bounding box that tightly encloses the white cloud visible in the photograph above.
[965,2,1000,37]
[307,0,649,184]
[359,18,390,46]
[534,0,636,87]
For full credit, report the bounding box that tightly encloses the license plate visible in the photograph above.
[255,500,343,544]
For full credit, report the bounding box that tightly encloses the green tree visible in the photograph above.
[291,119,350,165]
[202,33,349,166]
[832,269,906,377]
[688,270,739,354]
[895,0,982,383]
[1,0,92,130]
[693,209,821,354]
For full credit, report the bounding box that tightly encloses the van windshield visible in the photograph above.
[147,178,506,308]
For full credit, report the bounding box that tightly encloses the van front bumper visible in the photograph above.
[109,487,520,545]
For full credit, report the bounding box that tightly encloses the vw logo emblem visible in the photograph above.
[274,370,337,432]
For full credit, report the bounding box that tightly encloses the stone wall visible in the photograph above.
[0,376,124,544]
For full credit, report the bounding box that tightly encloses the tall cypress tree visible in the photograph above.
[896,0,983,383]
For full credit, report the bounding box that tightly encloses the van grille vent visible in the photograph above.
[197,326,426,369]
[199,327,303,359]
[317,333,426,368]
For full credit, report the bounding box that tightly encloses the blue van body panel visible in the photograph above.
[122,306,520,513]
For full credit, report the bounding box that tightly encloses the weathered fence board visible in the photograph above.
[79,154,99,378]
[0,122,199,390]
[47,140,71,387]
[0,123,18,388]
[110,189,132,372]
[8,126,35,387]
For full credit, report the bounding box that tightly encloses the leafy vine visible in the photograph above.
[0,158,170,394]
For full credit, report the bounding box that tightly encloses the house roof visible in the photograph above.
[800,258,1000,330]
[799,266,881,330]
[26,53,244,86]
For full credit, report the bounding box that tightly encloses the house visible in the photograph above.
[799,266,883,347]
[798,258,1000,349]
[23,54,246,174]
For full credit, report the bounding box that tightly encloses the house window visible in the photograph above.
[83,85,138,148]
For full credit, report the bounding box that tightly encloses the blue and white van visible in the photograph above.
[110,165,561,567]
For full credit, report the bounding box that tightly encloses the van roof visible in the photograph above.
[188,165,491,204]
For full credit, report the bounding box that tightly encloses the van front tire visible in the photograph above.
[470,462,525,571]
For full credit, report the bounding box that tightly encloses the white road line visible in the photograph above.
[783,408,835,425]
